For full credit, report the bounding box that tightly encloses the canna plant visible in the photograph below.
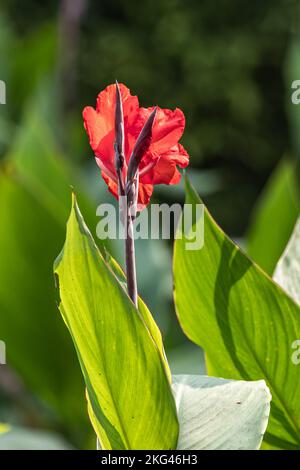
[54,82,272,450]
[82,82,189,305]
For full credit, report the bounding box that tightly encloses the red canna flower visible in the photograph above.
[83,83,189,210]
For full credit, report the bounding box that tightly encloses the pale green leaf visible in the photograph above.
[173,177,300,449]
[273,217,300,305]
[0,426,72,450]
[173,375,271,450]
[54,196,178,450]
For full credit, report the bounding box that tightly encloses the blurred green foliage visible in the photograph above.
[247,157,300,274]
[0,0,299,449]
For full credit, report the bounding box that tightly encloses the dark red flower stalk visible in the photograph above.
[126,107,157,185]
[83,83,189,306]
[114,81,125,196]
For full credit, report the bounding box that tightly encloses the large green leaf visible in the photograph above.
[173,375,271,450]
[100,374,271,450]
[103,249,170,378]
[173,177,300,449]
[247,158,300,275]
[54,197,178,450]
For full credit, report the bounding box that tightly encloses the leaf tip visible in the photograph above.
[184,174,203,204]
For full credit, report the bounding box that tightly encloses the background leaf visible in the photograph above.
[0,426,72,450]
[247,158,300,275]
[173,375,271,450]
[0,96,98,445]
[54,197,178,450]
[173,177,300,449]
[0,424,10,435]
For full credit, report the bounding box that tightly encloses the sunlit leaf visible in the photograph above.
[173,177,300,449]
[104,248,170,378]
[54,196,178,450]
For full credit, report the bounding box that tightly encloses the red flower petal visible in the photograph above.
[101,171,118,201]
[96,83,139,128]
[164,143,189,168]
[137,183,154,211]
[83,83,139,175]
[83,83,190,209]
[140,143,189,185]
[141,159,181,185]
[128,106,185,156]
[83,106,107,153]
